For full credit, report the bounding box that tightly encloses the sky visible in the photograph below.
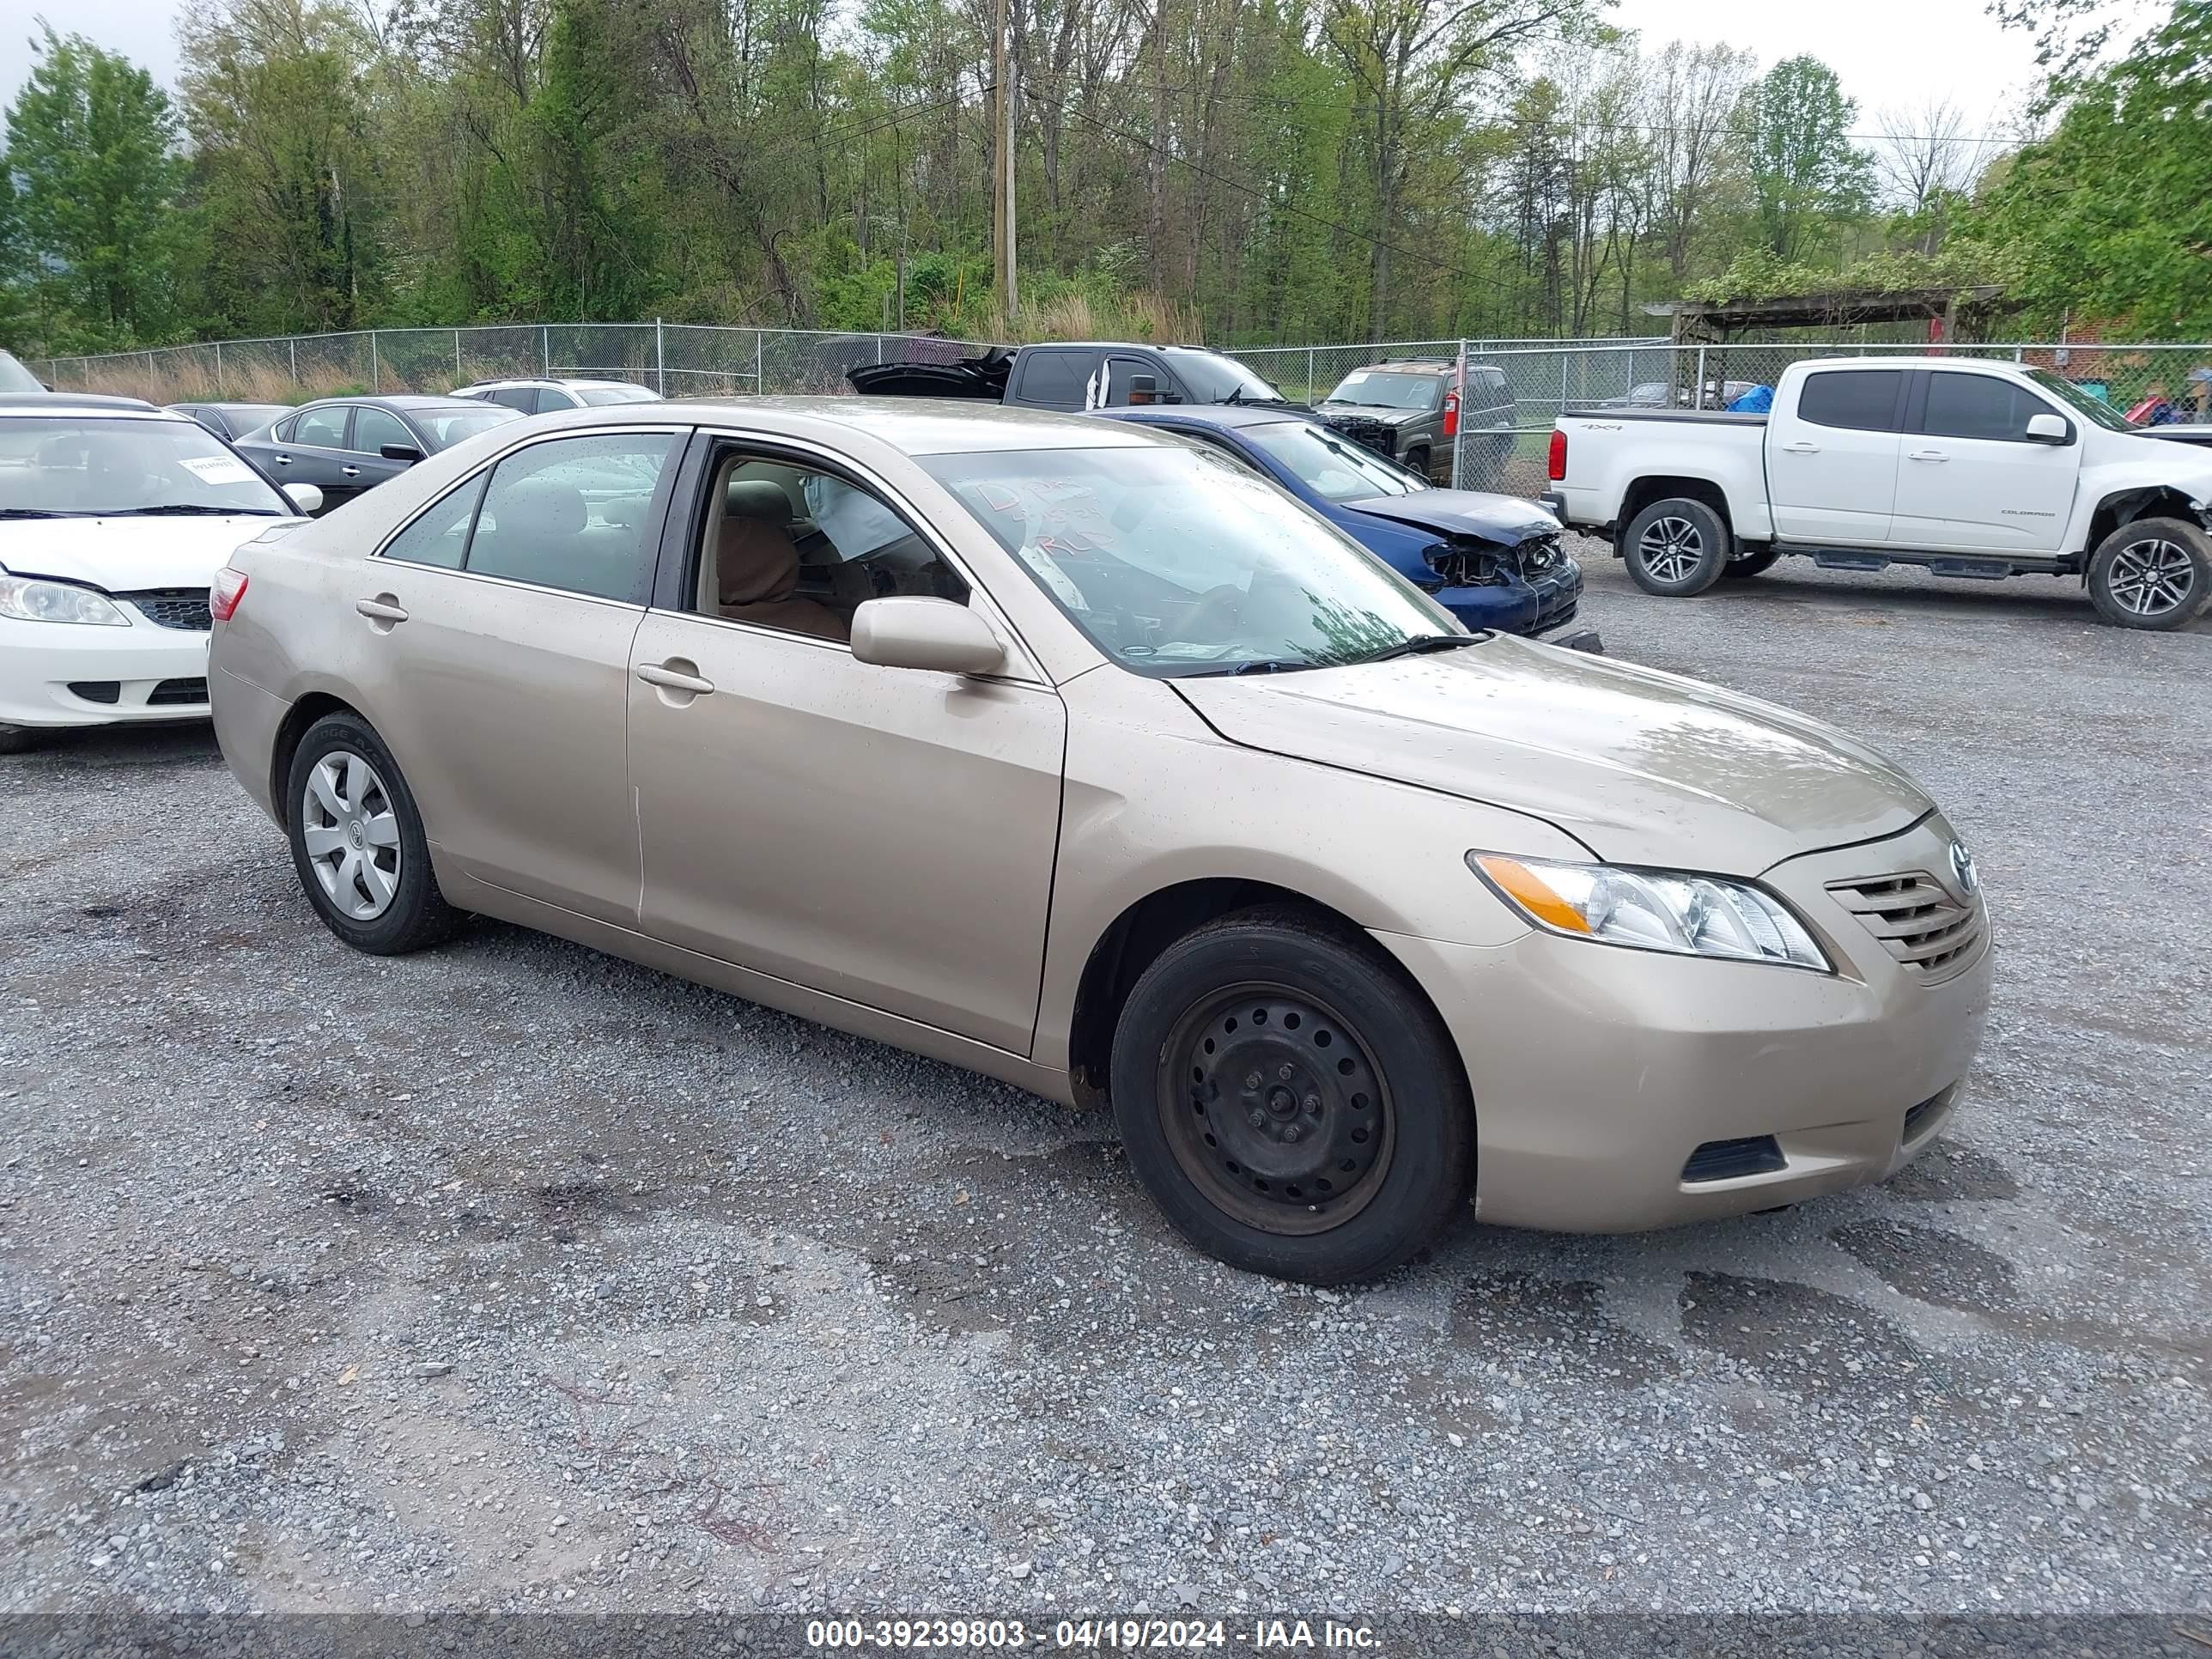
[0,0,2154,133]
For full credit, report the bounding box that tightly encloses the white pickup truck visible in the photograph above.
[1540,356,2212,629]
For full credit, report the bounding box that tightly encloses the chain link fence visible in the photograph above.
[30,328,2210,502]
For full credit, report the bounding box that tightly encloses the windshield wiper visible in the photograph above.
[101,503,283,517]
[1173,657,1318,678]
[0,507,85,519]
[1344,633,1484,665]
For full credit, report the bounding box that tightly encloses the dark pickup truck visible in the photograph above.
[848,342,1293,410]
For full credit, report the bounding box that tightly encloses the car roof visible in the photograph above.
[299,394,492,411]
[0,392,169,416]
[459,377,643,390]
[653,394,1174,454]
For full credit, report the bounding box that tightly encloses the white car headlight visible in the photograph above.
[0,573,131,626]
[1469,852,1830,970]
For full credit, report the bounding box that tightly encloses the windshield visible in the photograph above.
[576,384,659,405]
[919,444,1457,676]
[1322,370,1440,410]
[0,416,291,517]
[1159,349,1285,404]
[0,351,44,394]
[2026,368,2137,434]
[417,406,522,449]
[1243,419,1428,501]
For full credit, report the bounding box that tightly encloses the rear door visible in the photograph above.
[264,403,359,506]
[348,427,685,924]
[1890,370,2077,552]
[1765,368,1907,544]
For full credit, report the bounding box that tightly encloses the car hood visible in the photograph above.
[1340,490,1562,546]
[1319,403,1421,426]
[1172,635,1933,873]
[0,514,298,592]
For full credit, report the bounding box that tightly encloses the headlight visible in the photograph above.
[1469,852,1830,970]
[0,573,131,626]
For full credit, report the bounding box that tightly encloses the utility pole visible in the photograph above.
[992,0,1018,324]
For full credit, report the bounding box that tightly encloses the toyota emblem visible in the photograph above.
[1948,840,1979,897]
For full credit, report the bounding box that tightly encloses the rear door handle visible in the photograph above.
[273,453,293,465]
[636,661,715,696]
[341,465,362,477]
[355,597,410,623]
[1779,441,1820,454]
[1907,449,1948,462]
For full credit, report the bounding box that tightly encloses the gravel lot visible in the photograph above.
[3,552,2209,1632]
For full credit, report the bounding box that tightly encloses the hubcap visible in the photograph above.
[2106,537,2197,617]
[1158,982,1395,1236]
[1637,515,1704,584]
[301,750,402,921]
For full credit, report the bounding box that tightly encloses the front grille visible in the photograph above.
[1682,1135,1788,1182]
[1320,413,1398,459]
[149,678,209,706]
[1423,543,1510,587]
[1826,872,1984,981]
[121,589,213,631]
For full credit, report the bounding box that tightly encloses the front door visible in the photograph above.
[343,404,425,501]
[627,443,1065,1054]
[351,428,683,925]
[1765,367,1907,544]
[1889,370,2078,553]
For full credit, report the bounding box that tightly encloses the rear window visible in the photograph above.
[1796,370,1904,433]
[1015,350,1094,409]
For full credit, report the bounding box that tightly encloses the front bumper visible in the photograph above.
[1374,815,1992,1232]
[1431,558,1584,639]
[0,611,212,729]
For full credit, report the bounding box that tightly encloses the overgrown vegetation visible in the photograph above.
[0,0,2203,358]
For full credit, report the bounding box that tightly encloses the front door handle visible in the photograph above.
[355,597,410,624]
[341,465,362,477]
[636,661,716,696]
[273,453,293,465]
[1907,449,1949,462]
[1778,441,1820,454]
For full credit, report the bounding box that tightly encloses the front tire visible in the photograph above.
[1108,907,1474,1285]
[2086,517,2211,629]
[1624,497,1732,596]
[285,711,462,955]
[0,723,42,756]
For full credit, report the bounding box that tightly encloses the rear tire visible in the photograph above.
[2086,517,2211,629]
[1721,545,1783,580]
[285,711,463,955]
[1624,497,1731,596]
[1108,906,1475,1285]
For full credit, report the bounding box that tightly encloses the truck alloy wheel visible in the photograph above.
[1624,498,1731,597]
[2087,517,2212,630]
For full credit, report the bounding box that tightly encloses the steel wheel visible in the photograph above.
[1637,515,1705,586]
[1157,981,1395,1236]
[299,749,402,921]
[2103,534,2197,619]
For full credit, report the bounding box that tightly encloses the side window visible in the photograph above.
[489,387,541,415]
[465,432,676,602]
[694,451,969,642]
[1796,370,1905,432]
[1015,349,1091,410]
[292,404,349,448]
[380,474,485,570]
[352,406,415,455]
[1924,374,2046,442]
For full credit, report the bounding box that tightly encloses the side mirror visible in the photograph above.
[380,443,425,464]
[850,597,1006,677]
[2023,411,2070,444]
[284,483,324,515]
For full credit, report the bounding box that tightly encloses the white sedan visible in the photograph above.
[0,395,319,750]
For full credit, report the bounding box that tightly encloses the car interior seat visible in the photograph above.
[716,478,848,642]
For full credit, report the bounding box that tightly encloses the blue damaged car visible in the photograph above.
[1094,404,1593,645]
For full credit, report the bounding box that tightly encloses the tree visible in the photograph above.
[3,24,189,349]
[1644,40,1757,283]
[1731,55,1873,264]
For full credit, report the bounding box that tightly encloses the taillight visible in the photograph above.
[1547,429,1567,482]
[210,567,248,623]
[1442,389,1460,438]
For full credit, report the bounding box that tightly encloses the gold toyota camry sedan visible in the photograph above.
[208,398,1991,1285]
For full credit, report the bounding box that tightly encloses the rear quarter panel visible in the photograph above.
[1553,413,1774,539]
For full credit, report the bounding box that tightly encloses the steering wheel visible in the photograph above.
[1176,582,1245,641]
